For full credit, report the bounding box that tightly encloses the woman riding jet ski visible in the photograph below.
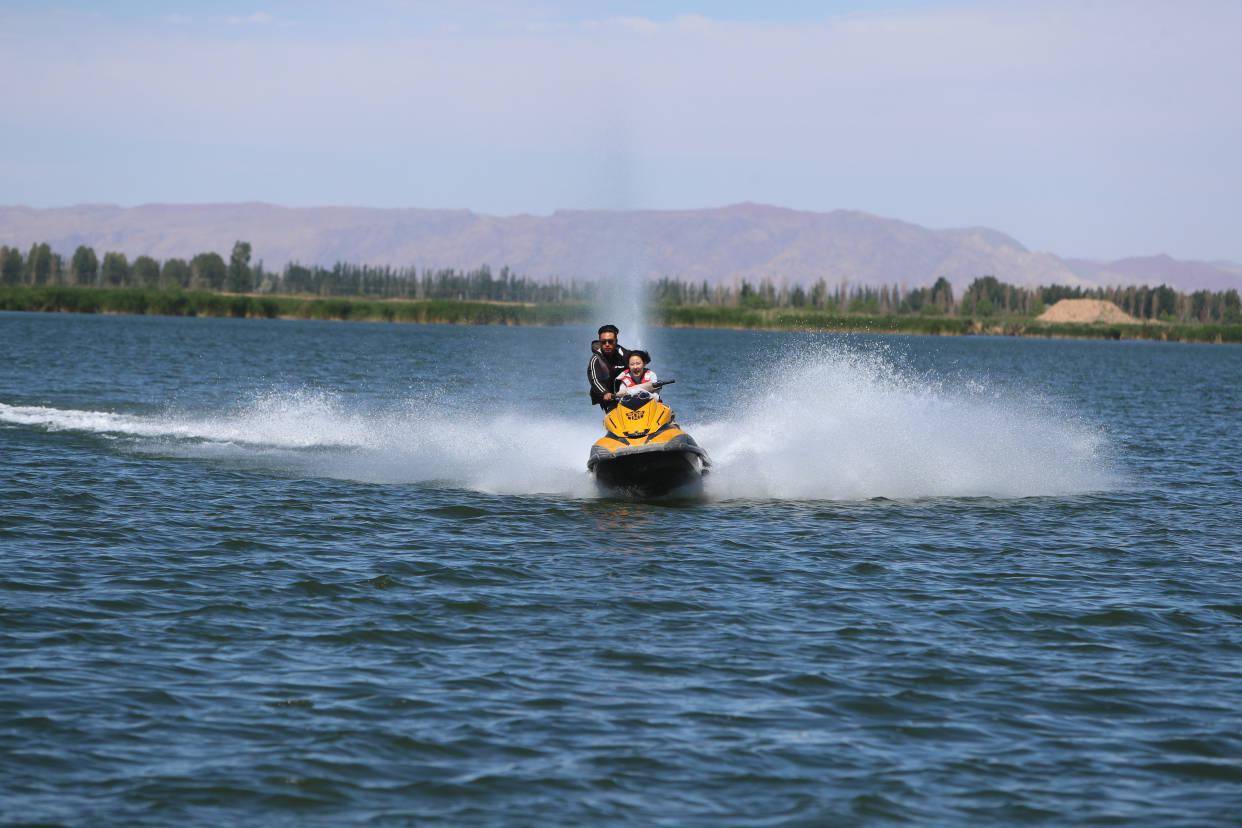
[587,351,710,496]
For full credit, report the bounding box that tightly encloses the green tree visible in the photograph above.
[71,245,99,286]
[25,242,53,285]
[101,251,130,286]
[848,289,879,314]
[161,258,190,289]
[1221,289,1241,323]
[739,280,772,309]
[809,279,828,309]
[1152,284,1177,320]
[0,246,22,285]
[227,241,253,293]
[190,252,227,290]
[963,275,1007,316]
[253,260,276,293]
[930,277,954,313]
[132,255,161,288]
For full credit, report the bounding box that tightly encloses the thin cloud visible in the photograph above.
[224,11,273,25]
[581,14,726,34]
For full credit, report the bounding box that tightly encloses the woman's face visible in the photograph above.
[628,355,645,374]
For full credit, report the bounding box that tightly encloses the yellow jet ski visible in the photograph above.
[587,380,711,495]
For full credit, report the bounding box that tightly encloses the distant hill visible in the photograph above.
[1,202,1238,292]
[1210,260,1242,278]
[1065,254,1242,292]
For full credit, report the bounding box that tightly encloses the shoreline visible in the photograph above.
[2,285,1239,344]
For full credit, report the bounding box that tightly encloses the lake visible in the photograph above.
[2,311,1240,824]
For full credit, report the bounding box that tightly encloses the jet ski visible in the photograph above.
[587,381,711,496]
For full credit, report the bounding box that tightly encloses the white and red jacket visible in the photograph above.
[617,368,658,397]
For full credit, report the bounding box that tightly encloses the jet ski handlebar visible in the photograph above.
[612,380,674,400]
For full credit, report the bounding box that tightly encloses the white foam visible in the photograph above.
[0,393,372,449]
[696,344,1118,501]
[0,343,1119,501]
[0,395,600,497]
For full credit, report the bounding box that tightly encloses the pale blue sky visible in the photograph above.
[1,0,1239,261]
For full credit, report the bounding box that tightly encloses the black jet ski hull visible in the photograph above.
[588,438,710,497]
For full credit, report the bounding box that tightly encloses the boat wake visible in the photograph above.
[0,393,602,497]
[0,344,1119,501]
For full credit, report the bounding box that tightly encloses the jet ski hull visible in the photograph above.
[588,436,709,496]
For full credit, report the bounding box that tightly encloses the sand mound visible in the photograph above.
[1037,298,1142,324]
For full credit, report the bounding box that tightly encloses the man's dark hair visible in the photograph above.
[598,324,619,336]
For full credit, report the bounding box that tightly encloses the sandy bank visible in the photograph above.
[1037,298,1147,324]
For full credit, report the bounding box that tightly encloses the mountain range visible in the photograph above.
[1,202,1238,293]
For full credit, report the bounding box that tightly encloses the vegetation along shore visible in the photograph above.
[1,240,1239,343]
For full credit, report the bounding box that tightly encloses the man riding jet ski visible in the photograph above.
[587,324,628,413]
[587,350,710,496]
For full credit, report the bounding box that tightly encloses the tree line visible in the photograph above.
[2,240,1238,324]
[653,274,1241,324]
[0,241,257,295]
[0,241,595,305]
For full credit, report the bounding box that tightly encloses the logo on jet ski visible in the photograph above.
[626,410,644,420]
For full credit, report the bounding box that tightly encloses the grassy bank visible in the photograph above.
[653,304,1242,343]
[654,305,969,335]
[2,285,1239,343]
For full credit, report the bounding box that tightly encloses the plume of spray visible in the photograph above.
[594,235,650,350]
[582,99,649,349]
[697,343,1119,501]
[612,274,649,350]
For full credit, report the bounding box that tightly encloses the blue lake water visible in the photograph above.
[2,311,1240,824]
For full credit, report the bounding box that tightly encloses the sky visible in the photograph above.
[1,0,1239,261]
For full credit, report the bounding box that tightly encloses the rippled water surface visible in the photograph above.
[2,312,1240,825]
